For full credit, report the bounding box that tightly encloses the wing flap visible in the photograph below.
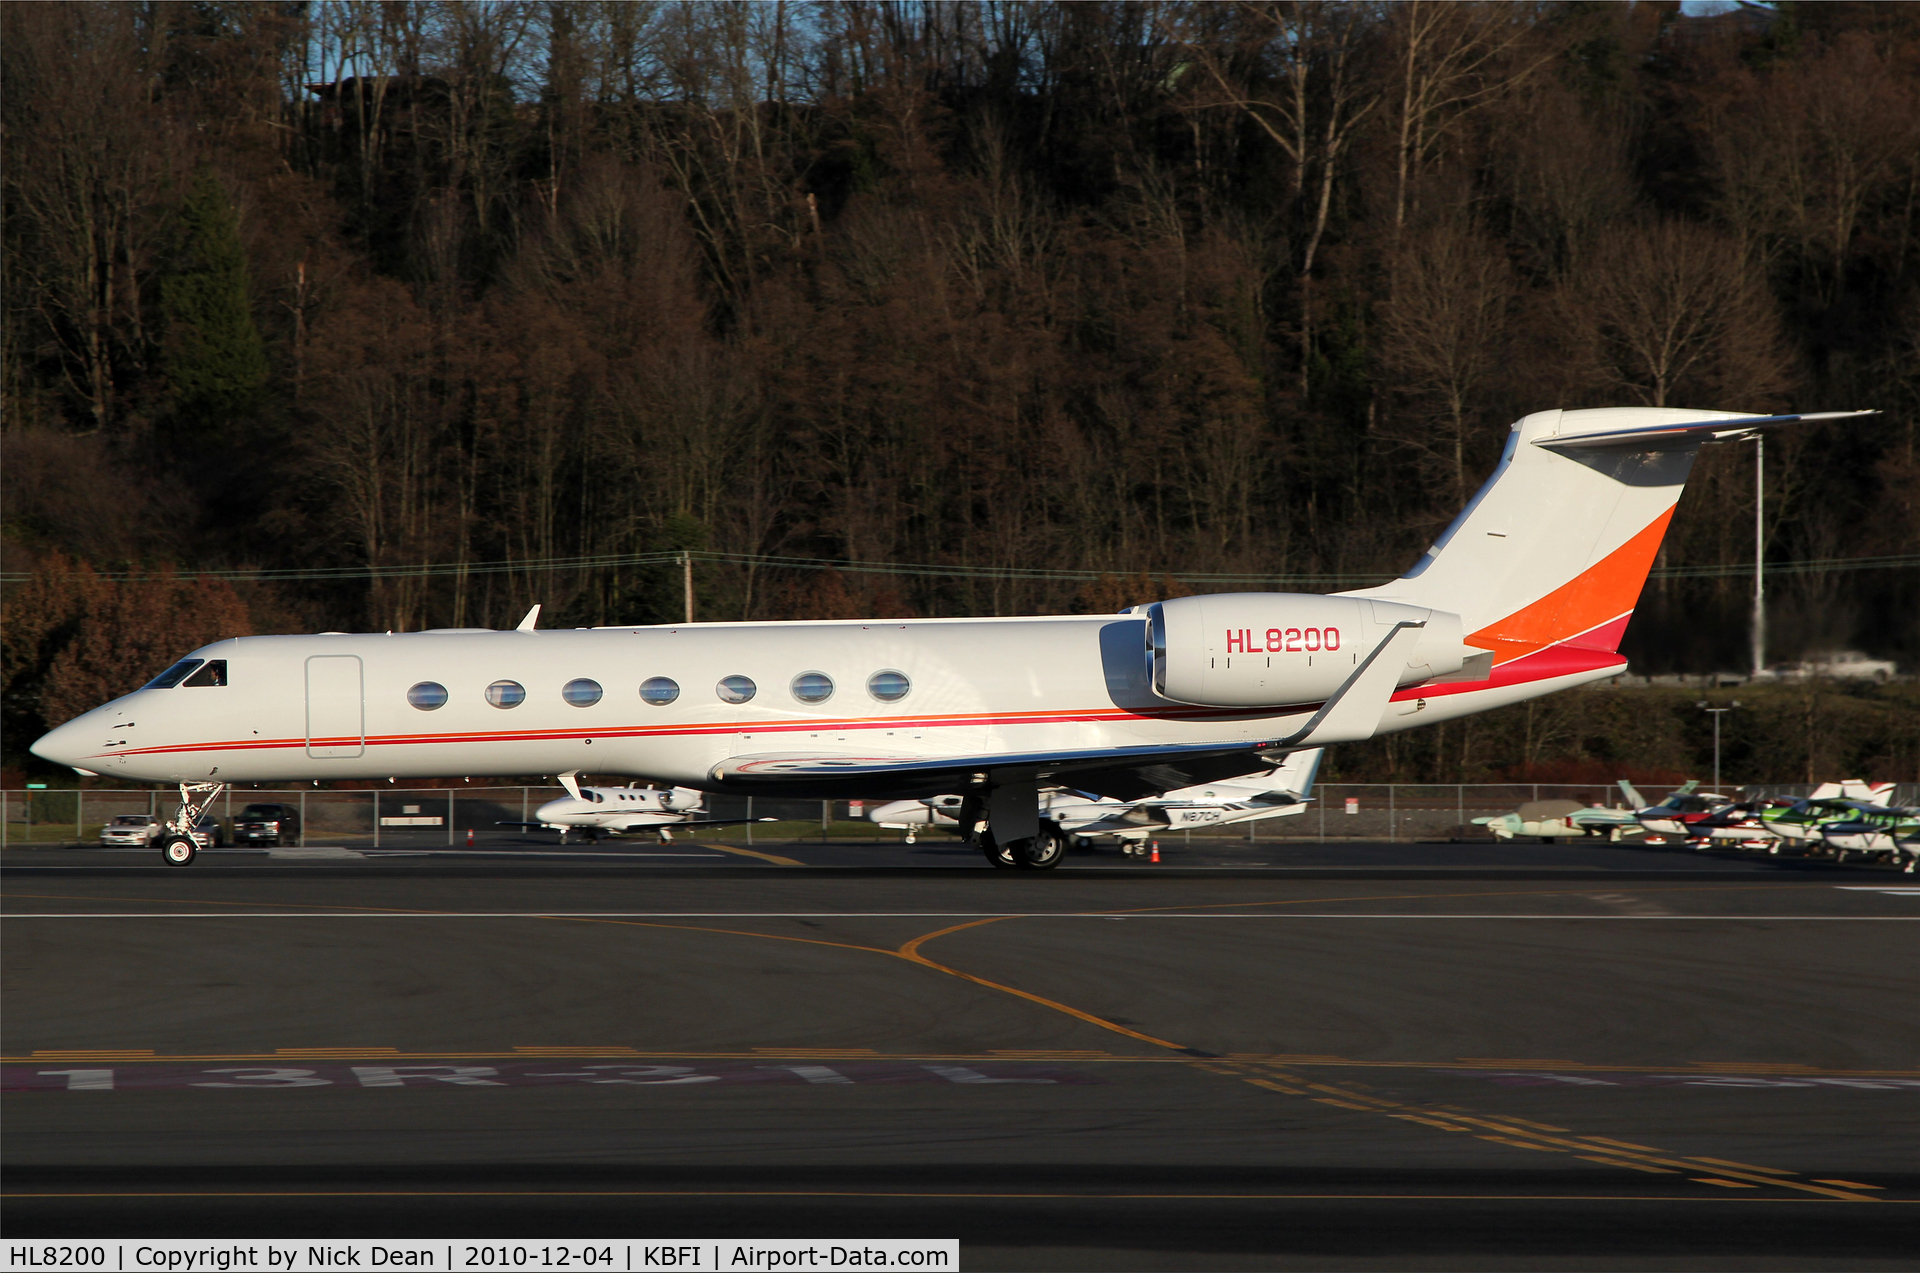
[712,741,1290,801]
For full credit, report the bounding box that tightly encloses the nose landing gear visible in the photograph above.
[158,781,226,867]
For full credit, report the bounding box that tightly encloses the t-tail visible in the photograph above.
[1342,407,1874,690]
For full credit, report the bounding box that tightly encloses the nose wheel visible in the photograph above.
[160,835,197,866]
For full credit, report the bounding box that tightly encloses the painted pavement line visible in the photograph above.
[7,911,1917,920]
[8,1052,1920,1078]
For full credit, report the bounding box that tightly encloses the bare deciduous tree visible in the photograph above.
[1566,220,1789,409]
[1377,221,1516,500]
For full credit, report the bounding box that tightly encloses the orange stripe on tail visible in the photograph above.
[1468,509,1672,663]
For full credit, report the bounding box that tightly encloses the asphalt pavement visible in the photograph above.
[4,839,1916,1269]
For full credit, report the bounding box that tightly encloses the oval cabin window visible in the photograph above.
[717,675,757,704]
[562,678,603,707]
[408,682,448,710]
[485,680,526,708]
[640,676,680,706]
[867,670,911,702]
[790,672,834,704]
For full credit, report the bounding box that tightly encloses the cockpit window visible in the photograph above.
[145,659,204,689]
[182,660,228,687]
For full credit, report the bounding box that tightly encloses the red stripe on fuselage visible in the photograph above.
[96,700,1325,762]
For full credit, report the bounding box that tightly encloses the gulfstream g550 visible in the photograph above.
[31,406,1873,868]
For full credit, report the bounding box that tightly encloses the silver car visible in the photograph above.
[100,813,225,849]
[100,814,157,846]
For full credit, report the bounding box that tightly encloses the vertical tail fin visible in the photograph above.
[1269,747,1324,800]
[1345,409,1873,669]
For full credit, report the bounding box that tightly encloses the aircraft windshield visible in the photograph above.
[144,659,204,689]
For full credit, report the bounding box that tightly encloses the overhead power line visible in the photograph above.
[3,550,1915,588]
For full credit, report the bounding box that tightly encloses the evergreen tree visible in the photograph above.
[159,165,267,423]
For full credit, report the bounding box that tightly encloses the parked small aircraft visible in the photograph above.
[1473,798,1643,843]
[499,774,774,843]
[1473,779,1719,843]
[1820,811,1920,868]
[870,749,1322,848]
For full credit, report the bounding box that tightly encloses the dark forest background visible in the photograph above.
[4,1,1917,782]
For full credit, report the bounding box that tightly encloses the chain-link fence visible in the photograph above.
[10,781,1911,849]
[0,786,881,849]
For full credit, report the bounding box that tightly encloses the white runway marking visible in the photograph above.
[6,912,1916,921]
[1836,886,1920,896]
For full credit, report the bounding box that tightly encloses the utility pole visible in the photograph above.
[1697,701,1741,792]
[1751,435,1766,679]
[682,551,694,624]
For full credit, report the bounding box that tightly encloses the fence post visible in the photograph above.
[77,787,85,844]
[1457,784,1464,831]
[747,798,754,846]
[522,787,529,828]
[1389,784,1396,842]
[2,791,8,848]
[821,800,831,839]
[1319,793,1325,843]
[372,790,380,848]
[448,789,455,846]
[300,790,307,846]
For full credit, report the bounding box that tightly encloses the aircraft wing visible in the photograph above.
[712,741,1290,802]
[668,816,780,829]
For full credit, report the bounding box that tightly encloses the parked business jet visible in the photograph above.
[30,406,1873,869]
[498,775,775,843]
[872,749,1321,848]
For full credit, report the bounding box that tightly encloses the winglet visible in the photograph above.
[1270,622,1426,749]
[517,604,541,631]
[557,771,583,801]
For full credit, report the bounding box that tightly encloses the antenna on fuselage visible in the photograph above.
[516,604,541,631]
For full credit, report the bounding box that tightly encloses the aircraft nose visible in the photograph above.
[30,717,95,772]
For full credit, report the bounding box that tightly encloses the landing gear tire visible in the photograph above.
[160,835,197,867]
[1013,825,1067,871]
[979,832,1018,869]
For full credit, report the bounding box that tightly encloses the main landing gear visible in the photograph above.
[977,822,1067,870]
[157,781,226,867]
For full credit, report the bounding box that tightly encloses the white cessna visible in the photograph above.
[871,749,1321,853]
[31,406,1873,870]
[500,774,776,844]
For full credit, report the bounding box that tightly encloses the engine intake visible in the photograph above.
[1145,594,1477,708]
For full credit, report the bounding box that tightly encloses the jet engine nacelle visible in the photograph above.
[1145,594,1478,708]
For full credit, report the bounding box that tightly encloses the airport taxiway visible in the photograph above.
[4,841,1916,1268]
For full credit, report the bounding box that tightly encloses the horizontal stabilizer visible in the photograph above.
[1535,410,1875,452]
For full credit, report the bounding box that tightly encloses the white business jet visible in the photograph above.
[869,748,1321,852]
[31,406,1874,870]
[499,775,776,843]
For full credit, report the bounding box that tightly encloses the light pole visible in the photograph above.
[1751,434,1766,679]
[1696,701,1741,792]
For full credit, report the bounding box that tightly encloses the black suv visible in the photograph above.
[234,803,301,846]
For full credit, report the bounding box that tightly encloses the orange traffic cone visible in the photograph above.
[1149,841,1160,863]
[466,828,475,847]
